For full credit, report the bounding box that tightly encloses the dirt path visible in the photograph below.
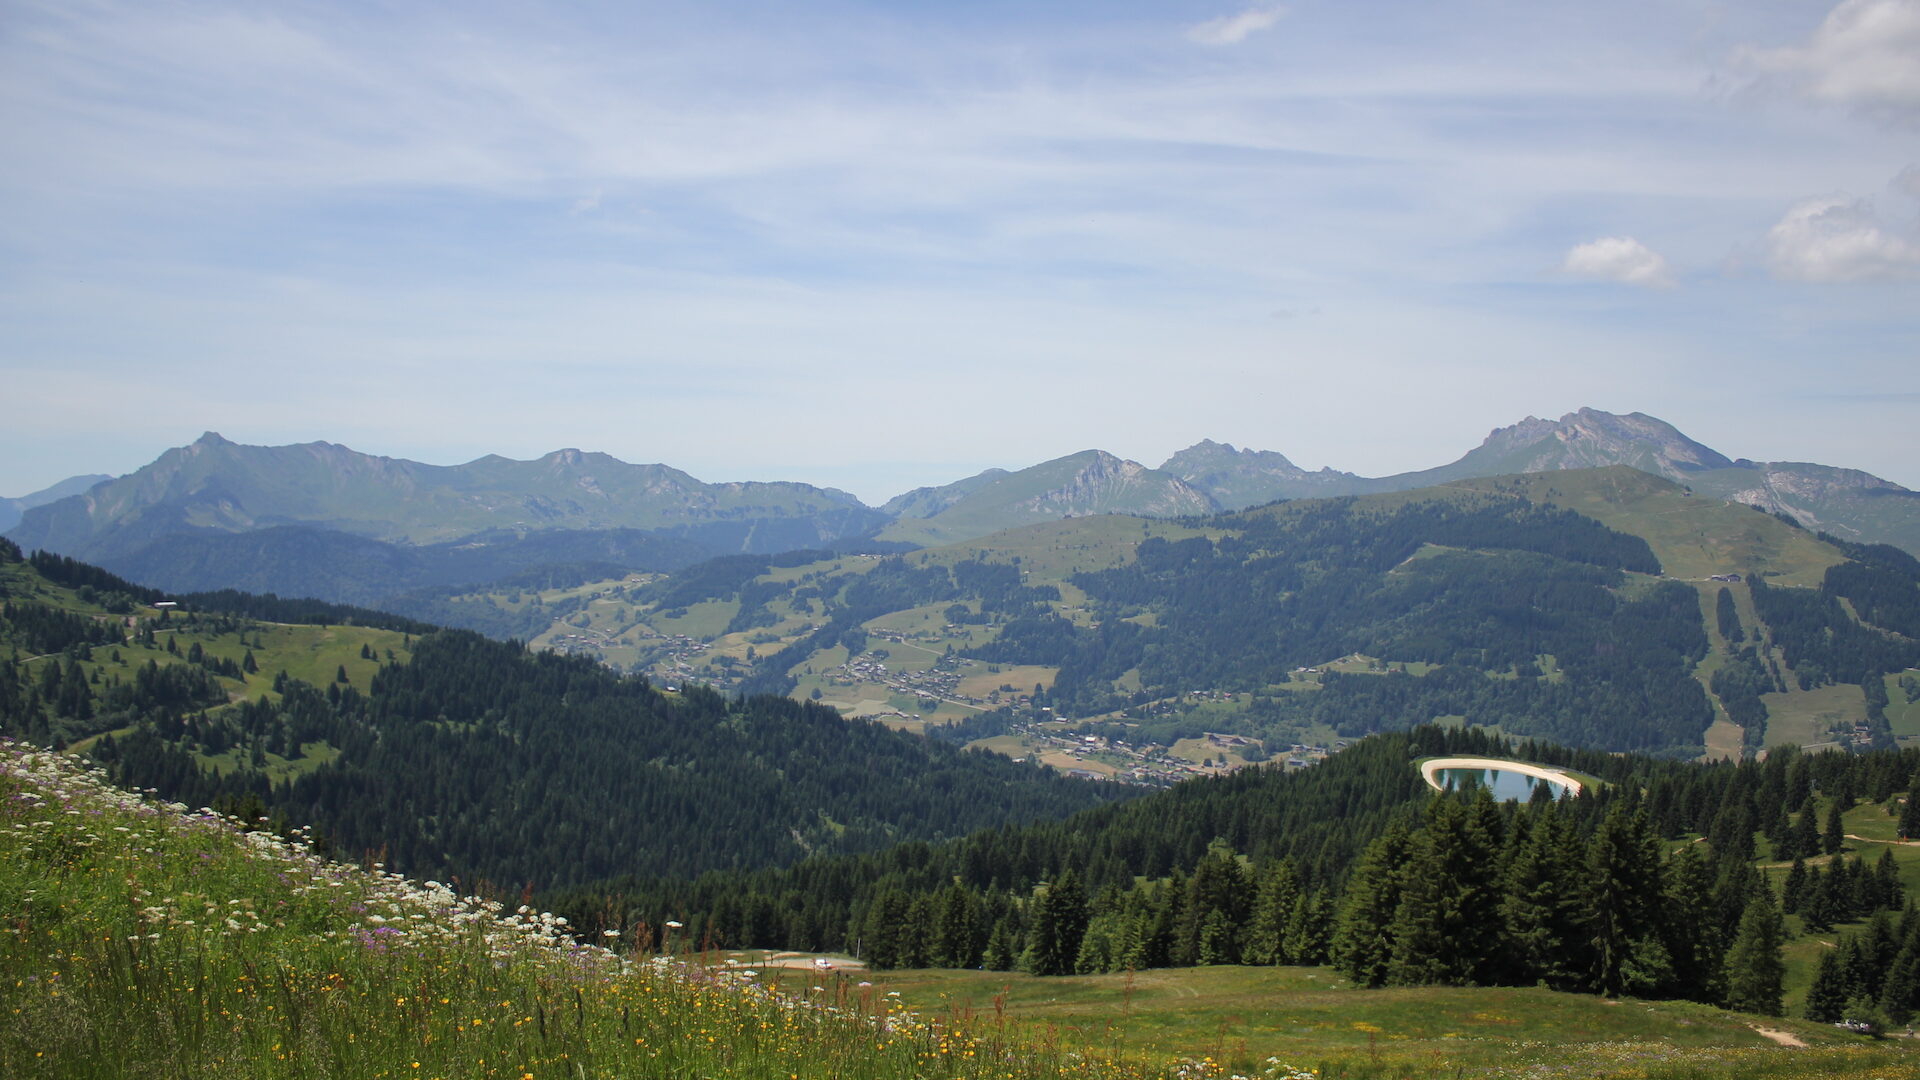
[1846,833,1920,847]
[1750,1026,1806,1048]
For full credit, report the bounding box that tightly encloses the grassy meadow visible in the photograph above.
[751,960,1917,1080]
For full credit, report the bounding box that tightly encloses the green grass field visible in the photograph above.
[746,961,1916,1079]
[1762,683,1869,748]
[1444,469,1843,586]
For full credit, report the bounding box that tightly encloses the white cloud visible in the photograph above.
[1734,0,1920,124]
[1561,237,1676,288]
[1186,5,1286,46]
[1765,195,1920,281]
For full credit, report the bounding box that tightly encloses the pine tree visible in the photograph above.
[1500,804,1583,988]
[1824,798,1846,856]
[1805,949,1850,1022]
[1583,805,1664,997]
[1723,889,1785,1016]
[983,916,1017,971]
[1388,792,1502,986]
[1244,859,1300,965]
[1660,843,1727,1004]
[1173,841,1247,967]
[1901,768,1920,840]
[1801,869,1837,932]
[1853,911,1900,1002]
[1285,890,1333,966]
[1022,870,1089,977]
[931,880,979,968]
[1790,807,1820,863]
[1876,849,1905,911]
[1880,942,1920,1025]
[1331,823,1410,988]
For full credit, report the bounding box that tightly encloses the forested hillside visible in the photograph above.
[554,724,1920,1024]
[502,468,1920,763]
[0,538,1132,891]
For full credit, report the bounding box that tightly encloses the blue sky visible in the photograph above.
[2,0,1916,502]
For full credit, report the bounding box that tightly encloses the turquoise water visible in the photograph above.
[1435,767,1565,801]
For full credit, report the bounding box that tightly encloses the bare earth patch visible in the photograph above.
[1750,1026,1806,1048]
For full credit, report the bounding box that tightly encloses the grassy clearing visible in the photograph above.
[1886,673,1920,739]
[0,745,1165,1080]
[1444,469,1843,586]
[763,963,1916,1080]
[1762,683,1869,748]
[957,665,1060,698]
[917,517,1222,581]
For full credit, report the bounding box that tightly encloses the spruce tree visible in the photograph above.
[1245,859,1300,965]
[1880,942,1920,1025]
[1824,798,1846,856]
[1723,889,1785,1016]
[1660,844,1727,1004]
[1901,768,1920,840]
[1875,849,1904,911]
[1332,823,1410,988]
[1501,804,1583,988]
[1801,869,1837,932]
[1022,870,1089,977]
[931,880,979,968]
[1790,807,1820,863]
[983,917,1017,971]
[1806,949,1851,1022]
[1782,858,1809,915]
[1285,890,1333,966]
[1583,805,1664,997]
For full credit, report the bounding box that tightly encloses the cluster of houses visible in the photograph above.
[833,650,978,710]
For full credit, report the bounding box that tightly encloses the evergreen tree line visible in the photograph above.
[1804,908,1920,1030]
[549,729,1920,1024]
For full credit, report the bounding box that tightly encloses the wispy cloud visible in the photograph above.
[1765,195,1920,281]
[1561,237,1675,288]
[1,1,1916,495]
[1186,5,1286,47]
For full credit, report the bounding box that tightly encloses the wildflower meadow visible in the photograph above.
[0,741,1181,1080]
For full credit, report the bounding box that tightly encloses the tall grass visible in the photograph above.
[0,743,1185,1080]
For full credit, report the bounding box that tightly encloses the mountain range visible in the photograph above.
[7,409,1917,610]
[1158,409,1920,555]
[0,473,111,533]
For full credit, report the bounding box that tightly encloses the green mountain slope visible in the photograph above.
[1442,467,1843,586]
[525,468,1919,761]
[0,538,1132,889]
[875,450,1218,547]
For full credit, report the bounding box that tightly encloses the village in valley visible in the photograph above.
[508,572,1343,787]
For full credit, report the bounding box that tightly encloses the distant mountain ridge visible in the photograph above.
[0,473,111,533]
[7,409,1916,609]
[1161,408,1920,555]
[8,432,888,561]
[874,450,1218,547]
